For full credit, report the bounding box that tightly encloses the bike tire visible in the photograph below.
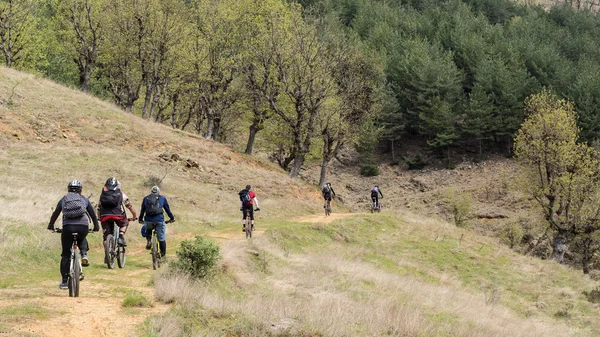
[246,222,252,239]
[70,254,81,297]
[117,245,126,268]
[105,234,115,269]
[151,234,160,270]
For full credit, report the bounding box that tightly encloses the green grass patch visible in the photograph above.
[0,303,53,322]
[122,290,153,308]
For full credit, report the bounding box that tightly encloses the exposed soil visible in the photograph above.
[1,251,169,337]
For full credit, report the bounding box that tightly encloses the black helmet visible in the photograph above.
[105,177,119,191]
[68,180,82,193]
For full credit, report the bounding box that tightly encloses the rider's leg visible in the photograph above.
[250,208,255,230]
[59,227,73,283]
[157,221,167,257]
[118,219,128,246]
[242,207,247,231]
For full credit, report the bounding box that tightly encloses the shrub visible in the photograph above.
[170,236,220,280]
[501,222,524,249]
[360,164,380,177]
[446,187,473,227]
[583,287,600,303]
[402,154,427,170]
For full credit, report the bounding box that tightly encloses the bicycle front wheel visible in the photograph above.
[69,254,81,297]
[117,245,126,268]
[105,235,116,269]
[151,234,160,270]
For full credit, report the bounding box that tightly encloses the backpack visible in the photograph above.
[146,194,163,216]
[239,189,251,204]
[100,189,123,208]
[371,187,378,195]
[62,192,87,218]
[322,184,331,194]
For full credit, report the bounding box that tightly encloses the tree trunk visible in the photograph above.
[142,85,153,119]
[582,238,592,275]
[205,112,214,140]
[289,153,305,178]
[550,228,569,263]
[245,124,259,155]
[318,158,328,187]
[391,139,395,162]
[79,63,91,93]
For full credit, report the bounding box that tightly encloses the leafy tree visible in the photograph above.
[100,0,145,112]
[514,89,600,269]
[0,0,38,68]
[55,0,105,92]
[260,8,337,178]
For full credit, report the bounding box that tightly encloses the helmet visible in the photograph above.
[151,185,160,194]
[105,177,119,191]
[68,180,82,193]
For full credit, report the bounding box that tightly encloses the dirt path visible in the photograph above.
[1,247,170,337]
[293,212,364,224]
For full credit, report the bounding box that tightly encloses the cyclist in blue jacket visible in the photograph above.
[139,186,175,257]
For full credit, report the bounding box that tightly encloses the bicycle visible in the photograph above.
[243,208,260,239]
[325,199,332,216]
[370,200,382,213]
[149,219,175,270]
[54,228,88,297]
[104,218,132,269]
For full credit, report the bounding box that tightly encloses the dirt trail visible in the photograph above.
[1,248,170,337]
[293,212,364,224]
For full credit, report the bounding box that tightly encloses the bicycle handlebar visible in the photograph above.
[51,228,95,233]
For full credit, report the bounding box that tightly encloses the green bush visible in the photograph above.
[446,187,473,227]
[501,222,524,249]
[402,154,427,170]
[360,164,380,177]
[171,236,220,280]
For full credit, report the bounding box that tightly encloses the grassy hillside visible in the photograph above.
[1,67,600,337]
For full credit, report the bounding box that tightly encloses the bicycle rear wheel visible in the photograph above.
[325,201,331,216]
[151,234,160,270]
[246,221,252,239]
[69,254,81,297]
[117,245,126,268]
[105,234,116,269]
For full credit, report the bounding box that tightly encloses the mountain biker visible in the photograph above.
[239,184,260,232]
[322,182,336,209]
[98,177,137,247]
[139,186,175,257]
[47,180,99,289]
[371,185,384,209]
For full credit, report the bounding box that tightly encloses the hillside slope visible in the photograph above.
[1,68,600,337]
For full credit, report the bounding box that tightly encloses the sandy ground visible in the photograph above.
[1,251,170,337]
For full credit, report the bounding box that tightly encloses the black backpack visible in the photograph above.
[146,194,163,216]
[100,189,123,208]
[63,192,87,218]
[239,189,251,204]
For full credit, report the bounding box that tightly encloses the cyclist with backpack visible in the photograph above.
[239,185,260,232]
[371,185,384,210]
[322,182,336,209]
[98,177,137,247]
[139,186,175,256]
[47,180,99,289]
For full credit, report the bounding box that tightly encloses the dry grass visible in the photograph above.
[1,66,600,336]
